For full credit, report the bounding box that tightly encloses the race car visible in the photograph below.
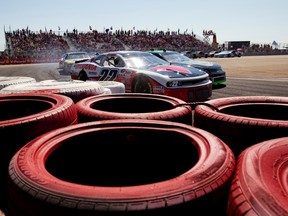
[59,51,91,72]
[214,50,242,58]
[70,51,212,102]
[149,49,226,85]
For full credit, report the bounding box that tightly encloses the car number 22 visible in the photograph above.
[99,69,119,81]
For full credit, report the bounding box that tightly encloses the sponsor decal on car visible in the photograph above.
[76,64,97,71]
[151,65,191,73]
[153,86,164,93]
[118,69,133,77]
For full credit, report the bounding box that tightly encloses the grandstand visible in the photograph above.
[1,27,288,61]
[1,28,212,59]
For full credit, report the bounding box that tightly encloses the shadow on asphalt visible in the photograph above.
[58,69,70,76]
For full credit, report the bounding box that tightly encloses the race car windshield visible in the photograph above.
[163,52,193,63]
[67,53,90,59]
[121,53,168,69]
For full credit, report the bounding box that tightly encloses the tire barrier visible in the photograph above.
[96,81,125,93]
[227,137,288,215]
[0,79,109,102]
[0,76,36,90]
[7,119,235,216]
[193,96,288,157]
[103,87,112,95]
[0,93,78,213]
[76,93,193,125]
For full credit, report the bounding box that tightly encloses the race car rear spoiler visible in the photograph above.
[75,59,90,64]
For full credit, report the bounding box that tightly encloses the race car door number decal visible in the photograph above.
[100,69,118,81]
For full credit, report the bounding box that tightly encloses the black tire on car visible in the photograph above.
[0,76,36,89]
[0,93,78,213]
[75,93,193,125]
[227,137,288,215]
[133,75,153,93]
[78,72,88,81]
[193,96,288,157]
[7,119,235,216]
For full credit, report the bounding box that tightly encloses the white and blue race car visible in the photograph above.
[70,50,212,102]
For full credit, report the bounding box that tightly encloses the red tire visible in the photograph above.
[0,93,78,152]
[8,120,235,216]
[227,137,288,215]
[0,93,78,213]
[76,93,193,125]
[194,96,288,157]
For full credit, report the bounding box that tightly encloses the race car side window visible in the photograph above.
[103,56,119,67]
[94,55,105,65]
[94,58,101,65]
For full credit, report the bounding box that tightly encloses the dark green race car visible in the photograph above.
[149,49,226,85]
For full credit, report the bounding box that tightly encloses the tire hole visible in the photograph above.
[46,128,198,186]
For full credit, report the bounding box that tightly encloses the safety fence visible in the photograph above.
[0,57,60,65]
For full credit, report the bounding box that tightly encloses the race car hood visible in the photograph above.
[171,59,222,70]
[148,65,207,78]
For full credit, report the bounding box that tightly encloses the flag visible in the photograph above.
[89,26,92,30]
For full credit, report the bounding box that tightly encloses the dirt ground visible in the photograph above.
[201,55,288,79]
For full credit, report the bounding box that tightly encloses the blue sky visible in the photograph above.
[1,0,287,51]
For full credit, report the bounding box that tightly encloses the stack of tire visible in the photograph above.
[227,137,288,215]
[0,93,78,215]
[75,93,193,124]
[193,96,288,157]
[193,96,288,215]
[4,91,237,215]
[0,79,111,102]
[0,77,126,215]
[7,119,235,216]
[5,77,287,215]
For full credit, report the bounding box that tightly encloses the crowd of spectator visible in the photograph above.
[3,28,69,58]
[1,27,287,59]
[66,28,212,54]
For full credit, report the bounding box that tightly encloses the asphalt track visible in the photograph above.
[0,55,287,100]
